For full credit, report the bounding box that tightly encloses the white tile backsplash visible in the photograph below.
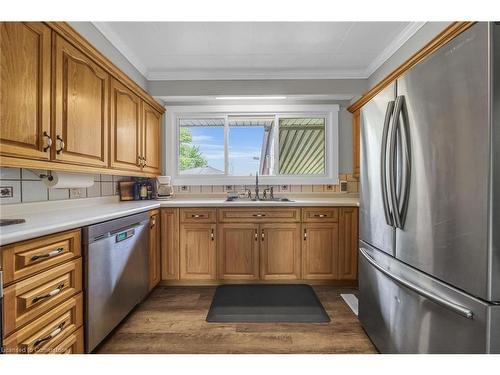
[21,169,46,180]
[86,182,101,198]
[0,181,21,204]
[22,181,48,202]
[48,188,70,201]
[0,167,21,180]
[0,168,136,205]
[101,182,114,196]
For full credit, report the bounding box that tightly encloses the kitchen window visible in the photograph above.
[166,104,339,185]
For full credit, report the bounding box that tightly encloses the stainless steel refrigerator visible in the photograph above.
[358,22,500,353]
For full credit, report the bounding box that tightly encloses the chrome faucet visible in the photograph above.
[254,172,260,200]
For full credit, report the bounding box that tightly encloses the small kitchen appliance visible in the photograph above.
[156,176,174,200]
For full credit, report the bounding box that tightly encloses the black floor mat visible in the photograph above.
[206,284,331,323]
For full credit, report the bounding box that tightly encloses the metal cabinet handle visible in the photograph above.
[30,247,64,262]
[33,322,66,348]
[254,229,258,241]
[360,247,473,319]
[191,214,203,218]
[150,216,156,228]
[381,100,395,227]
[314,214,327,218]
[304,229,307,240]
[56,135,65,154]
[211,228,215,241]
[43,132,52,152]
[32,283,65,303]
[261,230,265,241]
[253,214,266,217]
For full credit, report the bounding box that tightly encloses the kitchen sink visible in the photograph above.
[225,196,293,202]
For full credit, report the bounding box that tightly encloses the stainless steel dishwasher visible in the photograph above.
[83,212,150,353]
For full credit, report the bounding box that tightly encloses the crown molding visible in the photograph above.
[92,21,426,82]
[92,21,149,77]
[364,22,426,78]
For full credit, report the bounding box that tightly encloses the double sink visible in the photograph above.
[225,196,293,202]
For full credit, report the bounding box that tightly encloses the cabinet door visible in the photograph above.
[218,223,259,280]
[110,78,142,172]
[302,222,339,280]
[161,208,180,280]
[339,207,358,280]
[0,22,51,160]
[141,101,162,175]
[149,210,161,290]
[179,223,216,280]
[54,35,109,167]
[260,223,301,280]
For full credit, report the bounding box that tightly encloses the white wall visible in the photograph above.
[68,22,148,90]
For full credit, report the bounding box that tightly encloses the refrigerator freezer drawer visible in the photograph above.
[358,241,498,353]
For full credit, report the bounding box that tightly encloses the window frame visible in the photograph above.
[166,104,339,185]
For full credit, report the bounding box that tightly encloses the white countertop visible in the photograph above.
[0,195,358,246]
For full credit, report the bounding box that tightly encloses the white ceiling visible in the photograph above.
[93,22,425,81]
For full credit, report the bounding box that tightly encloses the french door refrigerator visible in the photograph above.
[358,22,500,353]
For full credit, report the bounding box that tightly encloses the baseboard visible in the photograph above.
[159,279,358,287]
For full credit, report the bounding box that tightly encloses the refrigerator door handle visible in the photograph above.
[388,96,404,228]
[359,247,474,320]
[397,96,412,227]
[381,100,395,226]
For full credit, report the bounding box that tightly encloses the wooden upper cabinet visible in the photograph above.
[179,223,217,280]
[0,22,51,160]
[110,78,142,172]
[339,207,359,280]
[260,223,301,280]
[218,223,259,281]
[53,35,109,167]
[302,222,339,280]
[142,101,162,174]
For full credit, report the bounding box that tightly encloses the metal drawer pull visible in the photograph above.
[211,228,215,241]
[30,247,64,262]
[32,283,65,303]
[314,214,327,218]
[34,322,66,348]
[359,248,474,319]
[191,214,203,218]
[261,231,265,241]
[304,229,307,240]
[253,214,266,217]
[56,135,65,154]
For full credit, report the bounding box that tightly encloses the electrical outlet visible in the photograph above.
[0,186,13,198]
[339,180,348,193]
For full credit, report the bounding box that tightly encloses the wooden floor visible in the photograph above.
[96,285,377,354]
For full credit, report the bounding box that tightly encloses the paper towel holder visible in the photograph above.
[30,169,54,182]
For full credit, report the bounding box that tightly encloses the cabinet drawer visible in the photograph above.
[218,208,301,223]
[3,293,83,354]
[302,208,339,222]
[180,208,217,223]
[1,229,81,285]
[3,258,82,336]
[52,326,84,354]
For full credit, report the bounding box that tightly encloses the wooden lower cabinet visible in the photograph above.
[302,222,339,280]
[161,208,180,280]
[179,223,217,280]
[260,223,301,280]
[339,207,359,280]
[148,209,161,290]
[218,223,259,280]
